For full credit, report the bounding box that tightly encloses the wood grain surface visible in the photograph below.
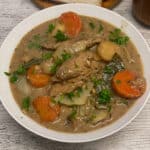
[0,0,150,150]
[32,0,54,8]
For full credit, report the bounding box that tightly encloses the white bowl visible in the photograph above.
[0,4,150,143]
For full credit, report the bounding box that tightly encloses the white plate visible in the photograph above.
[0,3,150,143]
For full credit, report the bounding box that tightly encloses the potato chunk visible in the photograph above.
[97,41,118,61]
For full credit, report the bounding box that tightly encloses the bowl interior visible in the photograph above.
[0,3,150,143]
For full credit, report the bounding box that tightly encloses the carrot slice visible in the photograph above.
[33,96,61,122]
[112,70,146,99]
[27,65,50,88]
[60,11,82,37]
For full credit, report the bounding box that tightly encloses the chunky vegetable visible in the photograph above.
[55,88,90,106]
[16,77,31,95]
[92,110,108,124]
[60,12,82,37]
[27,65,50,88]
[112,70,146,99]
[33,96,60,122]
[97,41,118,61]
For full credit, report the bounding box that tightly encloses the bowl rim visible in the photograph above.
[0,3,150,143]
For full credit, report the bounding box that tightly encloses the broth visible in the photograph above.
[8,12,145,133]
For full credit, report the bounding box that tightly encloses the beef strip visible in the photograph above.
[50,79,84,97]
[53,37,101,58]
[50,51,102,96]
[41,35,101,52]
[56,51,101,80]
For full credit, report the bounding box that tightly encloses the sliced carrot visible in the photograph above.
[33,96,61,122]
[60,11,82,37]
[27,65,50,88]
[112,70,146,99]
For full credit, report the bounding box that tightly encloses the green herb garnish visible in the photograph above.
[68,108,77,121]
[4,72,11,76]
[47,24,55,33]
[98,89,111,104]
[50,58,63,74]
[10,73,18,83]
[22,96,30,111]
[28,34,42,49]
[109,28,129,45]
[61,53,72,61]
[89,22,95,29]
[54,30,68,42]
[42,52,52,60]
[76,87,83,97]
[104,66,113,74]
[66,92,75,100]
[92,77,102,87]
[98,24,103,33]
[50,63,59,74]
[16,65,26,75]
[50,52,71,74]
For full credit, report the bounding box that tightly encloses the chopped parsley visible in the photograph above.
[98,24,103,33]
[16,65,26,75]
[47,24,55,33]
[65,87,83,100]
[61,53,72,61]
[50,63,60,74]
[76,87,83,97]
[109,28,129,45]
[104,66,113,74]
[67,108,77,121]
[10,73,18,83]
[4,72,11,76]
[89,22,95,29]
[22,96,30,111]
[50,58,63,74]
[28,34,42,49]
[92,77,102,87]
[65,92,75,100]
[50,52,71,74]
[42,52,52,60]
[54,30,68,42]
[98,89,111,104]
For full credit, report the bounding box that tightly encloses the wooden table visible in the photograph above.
[0,0,150,149]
